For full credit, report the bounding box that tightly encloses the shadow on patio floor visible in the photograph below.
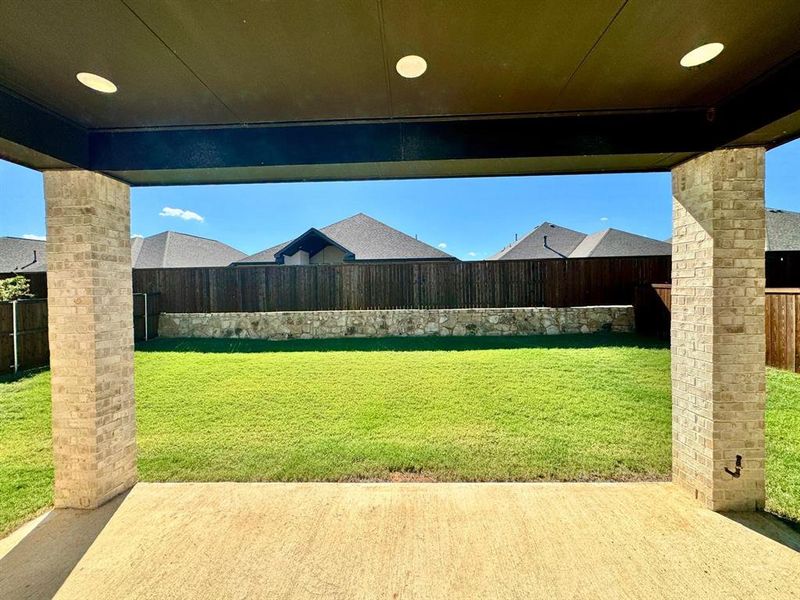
[136,332,669,354]
[22,482,800,600]
[722,510,800,553]
[0,492,128,600]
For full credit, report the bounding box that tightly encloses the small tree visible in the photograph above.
[0,275,32,302]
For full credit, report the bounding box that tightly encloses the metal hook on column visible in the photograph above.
[724,455,742,478]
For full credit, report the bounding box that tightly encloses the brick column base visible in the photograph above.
[45,170,136,509]
[671,148,766,512]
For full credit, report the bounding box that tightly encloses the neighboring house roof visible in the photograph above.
[0,237,47,272]
[274,228,355,264]
[1,231,246,273]
[131,236,145,266]
[569,228,671,258]
[132,231,246,268]
[236,213,455,263]
[766,208,800,251]
[488,223,587,260]
[490,222,672,260]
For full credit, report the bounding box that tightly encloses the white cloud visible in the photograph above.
[468,251,479,257]
[132,233,144,238]
[438,242,447,249]
[22,234,46,241]
[159,206,204,222]
[600,217,609,222]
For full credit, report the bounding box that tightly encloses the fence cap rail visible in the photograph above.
[0,297,48,304]
[650,284,800,295]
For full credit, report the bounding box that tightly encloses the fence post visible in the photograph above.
[12,299,18,373]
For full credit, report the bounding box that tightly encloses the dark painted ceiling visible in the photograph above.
[0,0,799,185]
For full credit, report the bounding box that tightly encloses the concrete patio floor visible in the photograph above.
[1,482,798,600]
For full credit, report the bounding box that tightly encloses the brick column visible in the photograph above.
[671,148,765,512]
[45,170,136,509]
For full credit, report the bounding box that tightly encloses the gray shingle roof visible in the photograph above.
[490,223,672,259]
[766,208,800,251]
[238,241,288,264]
[131,236,145,266]
[488,223,587,260]
[569,228,671,258]
[133,231,246,268]
[0,237,47,272]
[236,213,455,263]
[1,231,246,272]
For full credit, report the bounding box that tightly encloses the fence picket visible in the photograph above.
[634,284,800,373]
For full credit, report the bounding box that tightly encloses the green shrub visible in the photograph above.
[0,275,32,302]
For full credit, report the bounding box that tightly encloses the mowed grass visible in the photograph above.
[764,368,800,523]
[134,335,672,483]
[0,370,52,537]
[1,334,798,537]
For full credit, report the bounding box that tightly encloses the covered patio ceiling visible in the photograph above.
[1,0,800,185]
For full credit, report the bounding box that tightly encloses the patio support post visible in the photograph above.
[45,170,136,509]
[671,148,766,512]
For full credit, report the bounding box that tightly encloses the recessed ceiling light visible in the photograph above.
[76,72,118,93]
[396,55,427,79]
[680,43,724,68]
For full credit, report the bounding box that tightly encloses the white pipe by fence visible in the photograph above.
[133,293,149,341]
[3,293,157,374]
[143,292,149,342]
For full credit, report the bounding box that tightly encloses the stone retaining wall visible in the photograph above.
[158,306,634,340]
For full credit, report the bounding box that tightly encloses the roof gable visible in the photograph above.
[1,232,247,272]
[275,228,355,263]
[238,213,455,263]
[569,228,671,258]
[133,232,170,268]
[133,231,246,268]
[489,223,587,260]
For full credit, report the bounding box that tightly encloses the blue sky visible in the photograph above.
[1,141,798,260]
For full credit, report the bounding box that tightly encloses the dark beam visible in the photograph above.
[0,85,88,168]
[714,49,800,147]
[89,110,716,172]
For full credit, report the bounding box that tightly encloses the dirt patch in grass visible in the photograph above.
[387,471,439,483]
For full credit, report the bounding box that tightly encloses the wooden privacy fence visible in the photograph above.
[765,289,800,372]
[131,256,672,313]
[634,284,800,373]
[633,284,672,340]
[0,298,48,374]
[133,292,161,341]
[7,250,797,309]
[0,293,160,374]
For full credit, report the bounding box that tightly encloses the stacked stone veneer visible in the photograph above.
[45,171,136,509]
[671,148,766,512]
[159,306,633,340]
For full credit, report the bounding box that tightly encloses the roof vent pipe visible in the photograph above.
[515,233,518,241]
[20,249,38,271]
[543,235,548,248]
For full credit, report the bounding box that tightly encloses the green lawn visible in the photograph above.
[1,334,798,537]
